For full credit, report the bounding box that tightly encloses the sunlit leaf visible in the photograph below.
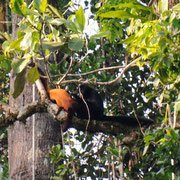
[172,3,180,12]
[158,0,168,14]
[175,101,180,112]
[48,4,62,18]
[20,32,32,50]
[11,58,29,73]
[99,10,144,20]
[42,41,65,51]
[34,0,47,13]
[143,145,149,156]
[10,0,26,16]
[75,6,85,32]
[8,36,24,50]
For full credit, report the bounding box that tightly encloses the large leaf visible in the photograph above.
[8,37,24,50]
[11,58,29,73]
[65,20,78,33]
[172,3,180,12]
[111,2,153,12]
[20,32,33,50]
[75,6,85,32]
[13,69,26,98]
[99,10,144,20]
[158,0,168,13]
[27,65,40,83]
[175,101,180,112]
[10,0,26,16]
[42,41,65,51]
[48,4,62,18]
[34,0,47,13]
[68,38,83,51]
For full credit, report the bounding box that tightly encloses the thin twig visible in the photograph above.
[61,57,141,85]
[57,56,74,85]
[78,35,89,64]
[56,65,125,77]
[132,106,145,136]
[79,87,91,132]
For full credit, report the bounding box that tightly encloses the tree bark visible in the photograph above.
[8,14,61,180]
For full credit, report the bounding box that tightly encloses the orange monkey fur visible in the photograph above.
[38,68,77,132]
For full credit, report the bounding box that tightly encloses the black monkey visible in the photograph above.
[74,84,104,120]
[75,84,154,126]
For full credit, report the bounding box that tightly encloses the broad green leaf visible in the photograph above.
[65,20,78,33]
[34,0,47,13]
[120,35,135,44]
[4,36,24,54]
[46,18,65,26]
[68,38,83,51]
[9,36,24,50]
[172,3,180,12]
[13,69,26,98]
[175,101,180,112]
[20,24,35,33]
[158,0,168,14]
[10,0,26,16]
[27,65,40,83]
[26,9,40,16]
[0,32,13,42]
[91,31,111,40]
[20,32,32,50]
[99,10,143,20]
[11,58,29,73]
[111,2,153,12]
[75,6,85,32]
[42,41,65,51]
[48,4,62,18]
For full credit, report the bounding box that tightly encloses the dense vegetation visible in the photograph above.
[0,0,179,179]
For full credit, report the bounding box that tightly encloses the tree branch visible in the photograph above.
[60,57,140,85]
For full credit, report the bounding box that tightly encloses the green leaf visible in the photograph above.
[10,0,26,16]
[27,65,40,83]
[143,145,149,156]
[175,101,180,112]
[20,32,33,50]
[6,36,24,53]
[65,20,78,33]
[99,10,143,20]
[11,58,29,73]
[158,0,168,13]
[68,38,83,51]
[34,0,47,13]
[42,41,65,51]
[48,4,62,18]
[13,69,26,98]
[111,2,153,12]
[46,18,65,26]
[75,6,85,32]
[26,9,40,16]
[172,3,180,12]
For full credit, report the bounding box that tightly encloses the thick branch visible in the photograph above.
[0,99,153,135]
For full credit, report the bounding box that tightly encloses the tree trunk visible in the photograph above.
[0,0,6,32]
[8,14,61,180]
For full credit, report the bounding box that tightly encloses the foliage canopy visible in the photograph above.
[0,0,180,179]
